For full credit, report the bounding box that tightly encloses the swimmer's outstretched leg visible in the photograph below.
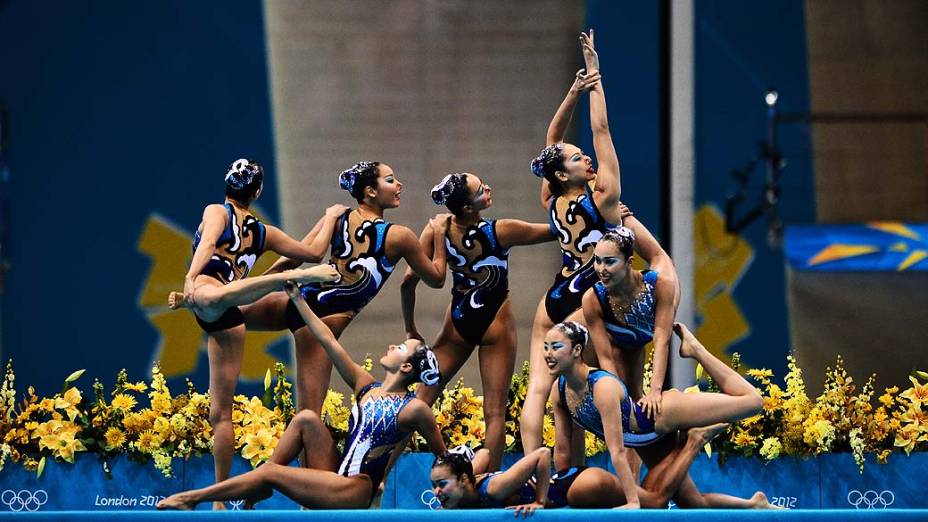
[168,265,338,318]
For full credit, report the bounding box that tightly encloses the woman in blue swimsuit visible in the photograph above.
[156,283,447,510]
[520,31,627,453]
[172,158,341,505]
[548,321,773,509]
[401,172,553,471]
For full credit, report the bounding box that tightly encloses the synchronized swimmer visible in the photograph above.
[163,29,776,512]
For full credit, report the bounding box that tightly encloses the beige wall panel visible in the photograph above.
[264,0,583,395]
[805,0,928,223]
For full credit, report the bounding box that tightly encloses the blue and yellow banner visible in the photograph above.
[786,223,928,272]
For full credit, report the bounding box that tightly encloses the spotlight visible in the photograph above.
[765,90,778,107]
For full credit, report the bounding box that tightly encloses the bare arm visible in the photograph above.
[400,224,435,339]
[495,219,554,249]
[551,384,574,472]
[595,379,640,508]
[638,276,676,419]
[263,205,346,274]
[581,32,621,211]
[185,204,228,295]
[540,69,603,209]
[389,217,449,289]
[403,400,448,455]
[583,289,618,375]
[284,283,373,393]
[489,447,551,508]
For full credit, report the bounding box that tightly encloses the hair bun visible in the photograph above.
[226,158,259,189]
[530,157,545,178]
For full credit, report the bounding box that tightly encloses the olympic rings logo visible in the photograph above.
[847,489,894,509]
[420,489,442,510]
[1,489,48,512]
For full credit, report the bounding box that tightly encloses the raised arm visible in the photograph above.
[389,216,449,289]
[494,219,553,248]
[583,289,618,375]
[595,379,640,509]
[489,447,551,514]
[283,283,373,393]
[185,204,228,296]
[263,204,346,274]
[540,69,603,208]
[581,31,621,211]
[400,223,435,340]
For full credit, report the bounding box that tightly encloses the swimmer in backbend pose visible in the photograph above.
[156,282,447,510]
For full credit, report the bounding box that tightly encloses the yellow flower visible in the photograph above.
[803,419,836,452]
[449,431,466,447]
[241,430,276,467]
[731,429,756,448]
[876,449,892,464]
[879,386,898,407]
[49,428,86,463]
[54,387,82,421]
[123,382,148,393]
[894,424,919,455]
[900,377,928,406]
[104,427,126,450]
[110,393,137,412]
[135,429,158,452]
[759,437,781,460]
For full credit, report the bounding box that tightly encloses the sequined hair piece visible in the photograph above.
[599,226,636,260]
[225,158,262,190]
[530,143,565,178]
[430,173,467,206]
[554,321,590,350]
[409,343,440,386]
[338,161,379,198]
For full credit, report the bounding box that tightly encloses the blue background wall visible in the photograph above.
[582,0,814,377]
[0,0,277,395]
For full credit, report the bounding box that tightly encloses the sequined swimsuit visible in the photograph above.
[594,270,659,350]
[474,468,581,508]
[544,185,617,323]
[286,209,395,330]
[338,382,414,500]
[191,202,266,332]
[445,219,510,345]
[558,368,662,447]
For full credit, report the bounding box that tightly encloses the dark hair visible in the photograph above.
[339,161,381,202]
[530,143,566,197]
[224,159,264,204]
[553,321,590,352]
[430,173,471,214]
[432,452,475,483]
[598,226,635,260]
[408,343,440,386]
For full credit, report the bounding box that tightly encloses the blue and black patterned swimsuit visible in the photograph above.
[594,270,658,350]
[558,369,662,447]
[445,219,510,345]
[544,185,617,323]
[191,202,266,332]
[286,209,395,330]
[338,382,414,501]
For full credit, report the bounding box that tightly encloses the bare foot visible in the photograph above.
[687,422,729,446]
[156,493,196,510]
[168,291,192,310]
[289,265,340,284]
[750,491,783,509]
[212,500,227,510]
[673,322,700,359]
